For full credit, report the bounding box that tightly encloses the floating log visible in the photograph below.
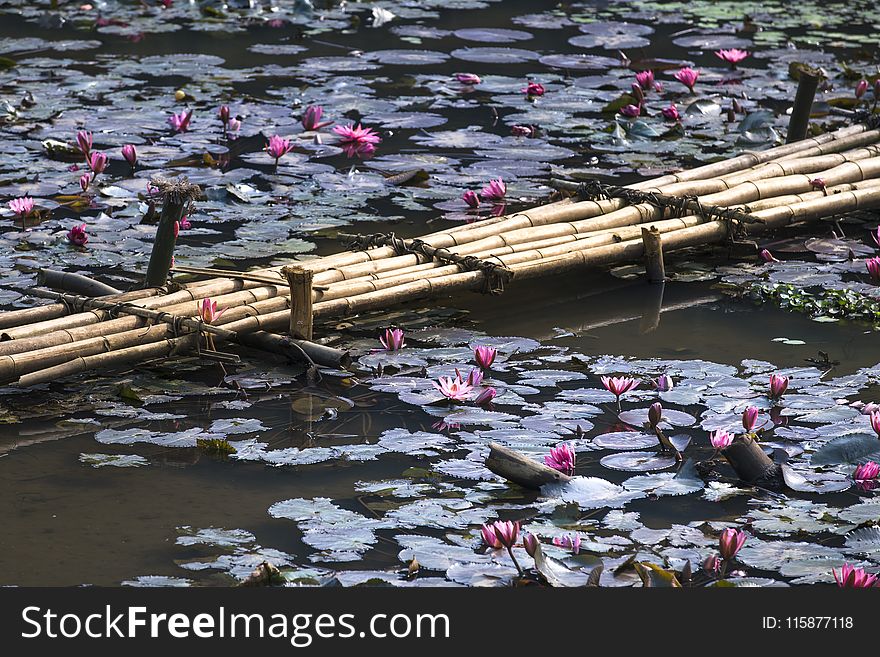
[722,436,780,482]
[485,441,571,489]
[37,269,123,297]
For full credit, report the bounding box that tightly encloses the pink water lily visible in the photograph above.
[8,196,34,218]
[179,215,191,231]
[552,534,581,555]
[491,520,520,549]
[66,223,88,246]
[379,328,405,351]
[522,81,545,97]
[601,375,639,406]
[227,117,241,134]
[459,367,483,387]
[648,402,662,428]
[856,80,869,99]
[267,135,293,165]
[619,103,641,118]
[473,387,497,407]
[479,178,506,202]
[510,125,534,137]
[76,130,92,158]
[474,346,497,369]
[88,151,107,174]
[333,123,382,146]
[79,174,91,193]
[168,109,193,133]
[462,189,480,209]
[121,144,137,168]
[867,257,880,283]
[710,429,733,450]
[870,410,880,438]
[760,249,780,263]
[742,406,759,432]
[218,105,230,126]
[301,105,332,131]
[854,461,880,482]
[653,374,673,391]
[674,67,700,93]
[635,69,654,91]
[661,103,680,121]
[769,373,789,400]
[455,73,481,85]
[833,564,878,588]
[522,533,539,557]
[433,375,474,402]
[871,226,880,247]
[715,48,749,67]
[544,443,575,476]
[718,528,747,562]
[198,297,225,324]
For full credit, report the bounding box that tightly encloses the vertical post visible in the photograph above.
[786,70,820,144]
[144,179,201,289]
[642,226,665,283]
[284,265,314,340]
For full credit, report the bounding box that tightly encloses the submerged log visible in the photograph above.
[485,441,571,490]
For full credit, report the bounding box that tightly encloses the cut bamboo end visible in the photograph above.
[641,226,666,283]
[283,265,314,341]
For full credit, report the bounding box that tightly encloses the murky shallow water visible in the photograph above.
[2,1,880,586]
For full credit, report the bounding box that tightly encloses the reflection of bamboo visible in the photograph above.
[638,281,665,334]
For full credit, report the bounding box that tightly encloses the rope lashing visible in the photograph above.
[572,178,764,242]
[339,232,512,295]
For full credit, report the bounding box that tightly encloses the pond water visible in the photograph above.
[1,0,880,587]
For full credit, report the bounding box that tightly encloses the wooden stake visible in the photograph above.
[786,69,821,144]
[284,266,314,341]
[641,226,665,283]
[144,178,201,288]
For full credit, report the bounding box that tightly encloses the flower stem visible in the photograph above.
[506,547,523,576]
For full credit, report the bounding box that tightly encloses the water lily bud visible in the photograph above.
[648,402,662,428]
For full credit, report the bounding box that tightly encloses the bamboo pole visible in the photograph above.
[144,179,201,288]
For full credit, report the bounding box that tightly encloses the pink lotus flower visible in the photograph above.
[491,520,520,549]
[674,67,700,93]
[648,401,662,428]
[218,105,230,125]
[600,375,639,404]
[833,564,878,588]
[379,328,405,351]
[715,48,749,67]
[619,104,641,118]
[121,144,137,167]
[79,174,91,193]
[179,215,191,230]
[76,130,92,157]
[742,406,759,432]
[227,117,241,134]
[455,73,481,85]
[168,109,193,133]
[760,249,779,263]
[856,80,869,99]
[433,375,474,402]
[66,223,88,246]
[333,123,382,146]
[88,151,107,174]
[301,105,332,131]
[198,298,226,324]
[552,534,581,555]
[522,81,545,97]
[481,524,502,549]
[461,367,483,387]
[544,443,575,476]
[474,346,496,369]
[479,178,506,201]
[867,257,880,283]
[810,177,827,194]
[854,461,880,482]
[462,189,480,209]
[703,554,721,574]
[635,70,654,91]
[718,528,747,561]
[710,429,733,450]
[661,103,680,121]
[870,410,880,438]
[510,125,534,137]
[653,374,673,391]
[474,387,497,406]
[522,533,539,557]
[8,196,34,218]
[769,373,789,400]
[267,135,293,165]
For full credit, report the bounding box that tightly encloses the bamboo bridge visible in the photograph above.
[2,120,880,387]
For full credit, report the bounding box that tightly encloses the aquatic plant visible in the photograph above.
[635,70,654,91]
[673,67,699,93]
[718,528,747,562]
[648,402,662,428]
[379,328,405,351]
[544,443,576,475]
[301,105,332,131]
[462,190,480,208]
[88,151,107,175]
[769,373,789,400]
[121,144,137,169]
[198,298,225,324]
[552,534,581,555]
[600,375,638,409]
[433,375,474,402]
[479,178,506,201]
[741,406,759,433]
[76,130,92,158]
[66,223,88,246]
[168,109,193,133]
[79,174,90,193]
[854,461,880,483]
[715,48,749,67]
[759,249,779,263]
[833,564,877,588]
[661,103,680,121]
[867,257,880,283]
[510,125,534,137]
[855,80,869,99]
[522,81,545,98]
[474,346,496,369]
[473,387,497,407]
[266,135,293,167]
[620,104,641,118]
[709,429,733,450]
[653,374,673,391]
[454,73,481,85]
[8,196,34,220]
[870,410,880,438]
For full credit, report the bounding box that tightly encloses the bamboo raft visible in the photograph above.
[2,121,880,388]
